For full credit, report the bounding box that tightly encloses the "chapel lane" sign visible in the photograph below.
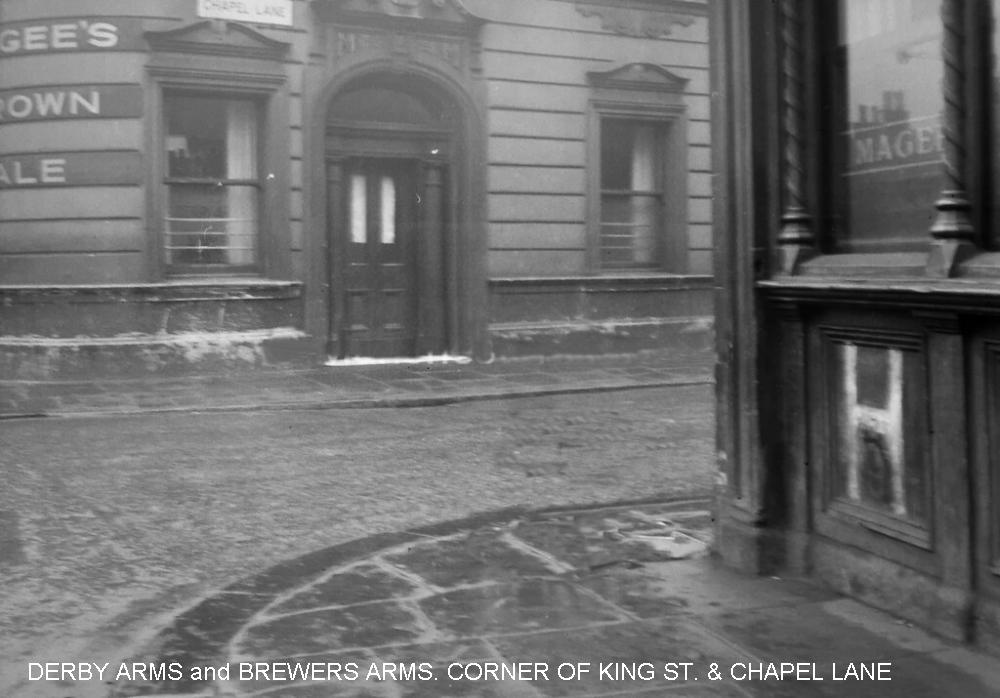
[197,0,294,26]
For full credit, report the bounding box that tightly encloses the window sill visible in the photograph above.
[0,280,303,302]
[797,252,926,278]
[958,252,1000,278]
[788,250,1000,282]
[490,273,712,287]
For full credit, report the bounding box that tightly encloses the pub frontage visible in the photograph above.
[713,0,1000,653]
[0,0,712,377]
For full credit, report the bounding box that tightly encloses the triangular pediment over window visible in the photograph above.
[312,0,483,34]
[588,63,689,93]
[145,21,290,59]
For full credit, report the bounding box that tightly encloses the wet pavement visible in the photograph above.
[5,351,1000,697]
[1,377,715,698]
[102,500,1000,698]
[0,350,712,418]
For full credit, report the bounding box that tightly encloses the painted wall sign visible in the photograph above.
[197,0,294,26]
[0,18,145,57]
[0,151,141,188]
[0,84,142,123]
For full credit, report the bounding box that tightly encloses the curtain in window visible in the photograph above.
[630,125,657,265]
[226,100,258,265]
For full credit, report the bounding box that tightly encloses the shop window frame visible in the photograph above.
[782,0,1000,277]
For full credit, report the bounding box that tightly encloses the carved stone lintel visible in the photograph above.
[314,0,483,31]
[575,2,696,38]
[333,29,382,57]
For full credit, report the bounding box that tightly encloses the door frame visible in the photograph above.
[326,121,453,358]
[307,60,487,361]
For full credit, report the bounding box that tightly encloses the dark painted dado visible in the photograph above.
[1,282,302,337]
[0,283,312,379]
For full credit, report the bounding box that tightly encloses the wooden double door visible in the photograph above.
[329,156,448,359]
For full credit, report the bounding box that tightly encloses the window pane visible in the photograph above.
[166,95,258,180]
[350,174,367,244]
[600,193,661,269]
[164,94,260,270]
[165,184,258,266]
[601,120,660,191]
[600,119,663,269]
[836,0,943,250]
[380,176,396,245]
[833,342,928,525]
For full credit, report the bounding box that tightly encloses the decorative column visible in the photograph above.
[417,161,446,355]
[928,0,975,277]
[325,158,345,357]
[777,0,816,274]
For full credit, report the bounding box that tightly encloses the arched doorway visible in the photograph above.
[325,72,459,359]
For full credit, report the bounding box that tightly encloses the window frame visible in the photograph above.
[161,91,265,275]
[144,21,290,280]
[597,117,670,271]
[586,64,689,274]
[820,0,949,256]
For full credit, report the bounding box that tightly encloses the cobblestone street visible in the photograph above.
[0,384,714,697]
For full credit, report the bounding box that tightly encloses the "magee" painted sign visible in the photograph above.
[197,0,294,26]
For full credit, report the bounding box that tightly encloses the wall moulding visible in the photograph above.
[312,0,484,35]
[574,1,701,38]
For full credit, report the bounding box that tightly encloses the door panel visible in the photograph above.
[343,160,417,357]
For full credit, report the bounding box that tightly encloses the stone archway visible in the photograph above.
[324,72,464,359]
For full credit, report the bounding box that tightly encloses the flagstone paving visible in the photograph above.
[105,501,1000,698]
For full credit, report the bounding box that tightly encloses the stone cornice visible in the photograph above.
[575,0,703,37]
